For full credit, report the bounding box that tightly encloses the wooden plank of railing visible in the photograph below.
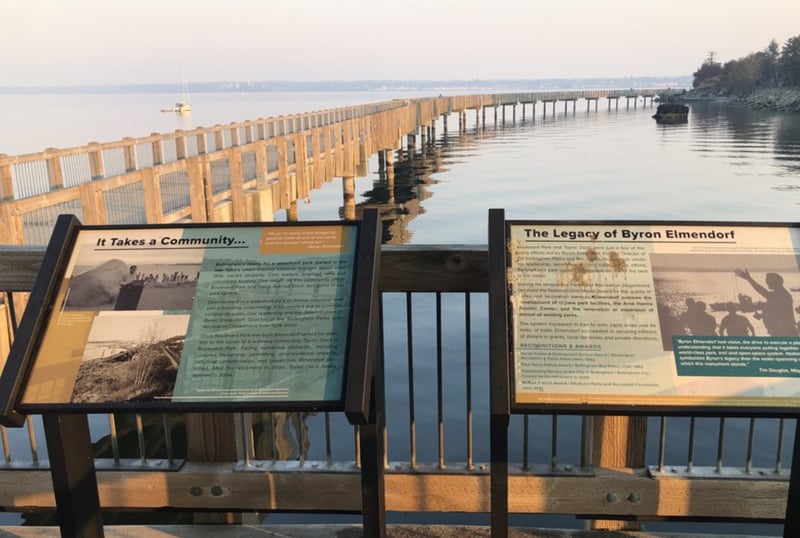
[0,466,787,519]
[44,149,64,191]
[140,168,164,224]
[0,155,12,201]
[228,147,246,221]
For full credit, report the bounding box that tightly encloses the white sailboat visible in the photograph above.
[161,65,192,113]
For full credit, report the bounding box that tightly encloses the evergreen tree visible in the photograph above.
[725,53,762,95]
[763,39,780,86]
[779,35,800,86]
[692,52,723,89]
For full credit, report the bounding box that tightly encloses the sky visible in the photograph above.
[3,0,799,86]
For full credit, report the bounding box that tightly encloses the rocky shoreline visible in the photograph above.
[674,87,800,112]
[736,87,800,112]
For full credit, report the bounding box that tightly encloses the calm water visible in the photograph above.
[2,91,799,533]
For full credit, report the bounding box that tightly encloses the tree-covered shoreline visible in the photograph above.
[681,34,800,112]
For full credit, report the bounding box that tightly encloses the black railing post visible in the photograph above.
[488,208,510,537]
[784,422,800,537]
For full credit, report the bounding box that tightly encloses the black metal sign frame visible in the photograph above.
[0,209,385,538]
[487,208,800,538]
[0,216,382,418]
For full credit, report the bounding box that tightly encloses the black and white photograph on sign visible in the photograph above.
[651,253,800,351]
[70,312,189,403]
[63,243,203,312]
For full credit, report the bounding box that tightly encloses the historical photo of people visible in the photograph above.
[63,241,203,312]
[651,253,800,351]
[70,312,189,404]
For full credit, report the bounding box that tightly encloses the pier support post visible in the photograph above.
[590,415,646,531]
[45,148,64,190]
[150,133,164,165]
[386,161,395,204]
[0,155,12,200]
[88,142,105,180]
[285,200,298,222]
[342,175,356,221]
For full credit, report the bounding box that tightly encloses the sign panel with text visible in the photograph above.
[507,221,800,412]
[11,221,361,412]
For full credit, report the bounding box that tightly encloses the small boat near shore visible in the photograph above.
[161,64,192,113]
[161,101,191,113]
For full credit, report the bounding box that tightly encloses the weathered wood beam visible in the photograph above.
[0,466,786,520]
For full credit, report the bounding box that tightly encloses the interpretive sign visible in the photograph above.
[505,219,800,413]
[0,216,375,418]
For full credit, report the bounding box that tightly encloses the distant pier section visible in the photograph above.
[0,89,669,244]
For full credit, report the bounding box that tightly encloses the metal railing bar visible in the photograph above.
[1,426,10,463]
[687,417,696,473]
[776,418,786,473]
[271,413,278,462]
[550,415,558,471]
[746,418,756,474]
[25,416,38,464]
[658,416,667,472]
[465,292,473,470]
[324,412,332,467]
[581,416,593,469]
[135,413,147,465]
[299,414,305,467]
[715,417,726,474]
[161,413,174,466]
[355,425,361,468]
[6,292,18,334]
[406,292,416,469]
[522,414,530,471]
[108,414,120,464]
[436,292,444,470]
[379,303,388,470]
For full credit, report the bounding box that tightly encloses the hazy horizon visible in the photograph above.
[3,0,797,87]
[0,75,693,93]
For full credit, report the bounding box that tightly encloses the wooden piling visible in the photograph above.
[342,175,356,221]
[44,148,64,190]
[88,142,105,180]
[0,155,12,200]
[591,415,646,531]
[175,130,187,160]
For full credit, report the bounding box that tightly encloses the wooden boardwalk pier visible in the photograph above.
[0,90,667,244]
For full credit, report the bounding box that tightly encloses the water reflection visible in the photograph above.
[251,412,310,460]
[352,115,546,244]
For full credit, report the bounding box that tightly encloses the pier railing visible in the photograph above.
[0,245,790,530]
[0,90,669,245]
